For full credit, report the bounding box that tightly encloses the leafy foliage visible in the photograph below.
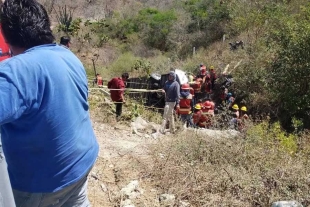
[52,0,310,130]
[132,59,153,76]
[267,3,310,128]
[54,5,75,34]
[135,8,177,51]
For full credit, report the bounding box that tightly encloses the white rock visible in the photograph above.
[121,199,132,206]
[120,180,141,199]
[131,117,160,137]
[159,194,175,206]
[131,117,148,130]
[144,134,151,139]
[100,184,107,192]
[151,132,161,139]
[271,201,303,207]
[180,200,190,207]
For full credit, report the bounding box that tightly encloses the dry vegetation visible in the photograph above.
[34,0,310,206]
[146,130,310,206]
[86,91,310,207]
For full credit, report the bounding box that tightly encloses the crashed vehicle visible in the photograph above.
[127,69,233,110]
[126,69,188,108]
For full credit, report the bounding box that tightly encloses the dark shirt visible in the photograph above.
[164,80,180,104]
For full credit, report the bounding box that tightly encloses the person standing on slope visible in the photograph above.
[108,72,129,121]
[160,71,180,134]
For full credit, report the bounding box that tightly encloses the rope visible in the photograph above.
[88,87,165,109]
[88,79,151,85]
[89,86,163,93]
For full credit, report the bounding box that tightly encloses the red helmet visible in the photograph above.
[204,101,211,109]
[181,83,190,90]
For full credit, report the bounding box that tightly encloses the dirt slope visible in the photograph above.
[88,114,161,207]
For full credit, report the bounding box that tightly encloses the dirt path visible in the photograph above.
[88,115,160,207]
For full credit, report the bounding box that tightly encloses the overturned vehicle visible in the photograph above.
[126,69,234,108]
[126,69,189,109]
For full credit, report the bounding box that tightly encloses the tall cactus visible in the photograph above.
[54,5,73,33]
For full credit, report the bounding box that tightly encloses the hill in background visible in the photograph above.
[40,0,310,130]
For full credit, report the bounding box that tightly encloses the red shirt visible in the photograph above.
[97,75,103,86]
[0,30,10,61]
[108,77,125,102]
[193,110,202,124]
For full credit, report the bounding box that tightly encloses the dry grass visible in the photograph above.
[143,129,310,206]
[88,90,310,206]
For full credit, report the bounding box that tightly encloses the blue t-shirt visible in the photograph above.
[0,44,99,193]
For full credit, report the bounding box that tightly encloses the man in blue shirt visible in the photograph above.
[0,0,99,206]
[160,71,180,134]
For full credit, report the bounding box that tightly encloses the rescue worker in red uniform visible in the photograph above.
[202,74,212,100]
[208,99,215,115]
[238,106,249,131]
[220,86,228,102]
[190,77,203,104]
[0,27,10,61]
[96,73,103,86]
[199,100,214,128]
[108,73,129,120]
[192,104,202,128]
[229,104,239,129]
[178,83,194,128]
[209,65,217,90]
[196,64,208,79]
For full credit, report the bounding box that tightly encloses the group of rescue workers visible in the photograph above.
[176,63,249,131]
[104,63,249,132]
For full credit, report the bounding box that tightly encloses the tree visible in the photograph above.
[135,8,177,51]
[268,3,310,129]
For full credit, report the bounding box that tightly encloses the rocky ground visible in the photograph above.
[88,114,163,207]
[87,112,242,207]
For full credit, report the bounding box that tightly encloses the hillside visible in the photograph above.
[40,0,310,130]
[86,96,310,206]
[35,0,310,206]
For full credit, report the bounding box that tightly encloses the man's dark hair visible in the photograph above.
[60,36,71,46]
[122,73,129,79]
[0,0,55,49]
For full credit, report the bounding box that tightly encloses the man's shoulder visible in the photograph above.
[110,77,122,82]
[109,77,124,87]
[171,81,180,87]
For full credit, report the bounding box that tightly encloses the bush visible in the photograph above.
[135,8,177,51]
[146,124,310,206]
[267,3,310,129]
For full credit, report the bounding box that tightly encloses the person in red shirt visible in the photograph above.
[199,100,214,128]
[108,73,129,120]
[0,24,14,207]
[202,74,212,100]
[96,73,103,86]
[178,83,194,128]
[0,26,10,61]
